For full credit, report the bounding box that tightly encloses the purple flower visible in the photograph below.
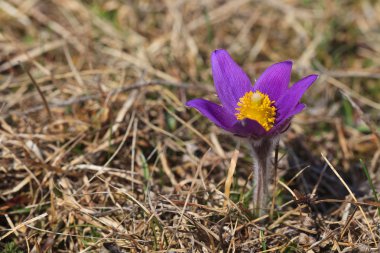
[186,49,318,138]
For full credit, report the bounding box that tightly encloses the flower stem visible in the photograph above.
[250,137,278,216]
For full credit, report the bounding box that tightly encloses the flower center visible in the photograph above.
[235,91,276,131]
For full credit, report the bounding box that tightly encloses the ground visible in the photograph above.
[1,0,380,252]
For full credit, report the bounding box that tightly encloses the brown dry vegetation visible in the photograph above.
[1,0,380,252]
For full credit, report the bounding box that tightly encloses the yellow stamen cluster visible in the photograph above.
[235,91,276,131]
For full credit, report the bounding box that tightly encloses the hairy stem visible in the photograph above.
[250,137,278,216]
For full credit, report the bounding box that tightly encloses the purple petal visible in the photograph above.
[253,61,293,101]
[270,103,305,134]
[228,119,267,137]
[211,49,252,114]
[275,74,318,123]
[186,98,268,137]
[186,98,237,130]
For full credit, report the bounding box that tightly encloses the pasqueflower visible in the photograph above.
[186,49,318,215]
[186,49,318,138]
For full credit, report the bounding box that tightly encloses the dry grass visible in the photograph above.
[1,0,380,252]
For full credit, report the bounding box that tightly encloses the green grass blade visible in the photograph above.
[360,159,380,216]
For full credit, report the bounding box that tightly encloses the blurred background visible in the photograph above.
[1,0,380,252]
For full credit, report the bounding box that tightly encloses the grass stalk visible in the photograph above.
[360,159,380,216]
